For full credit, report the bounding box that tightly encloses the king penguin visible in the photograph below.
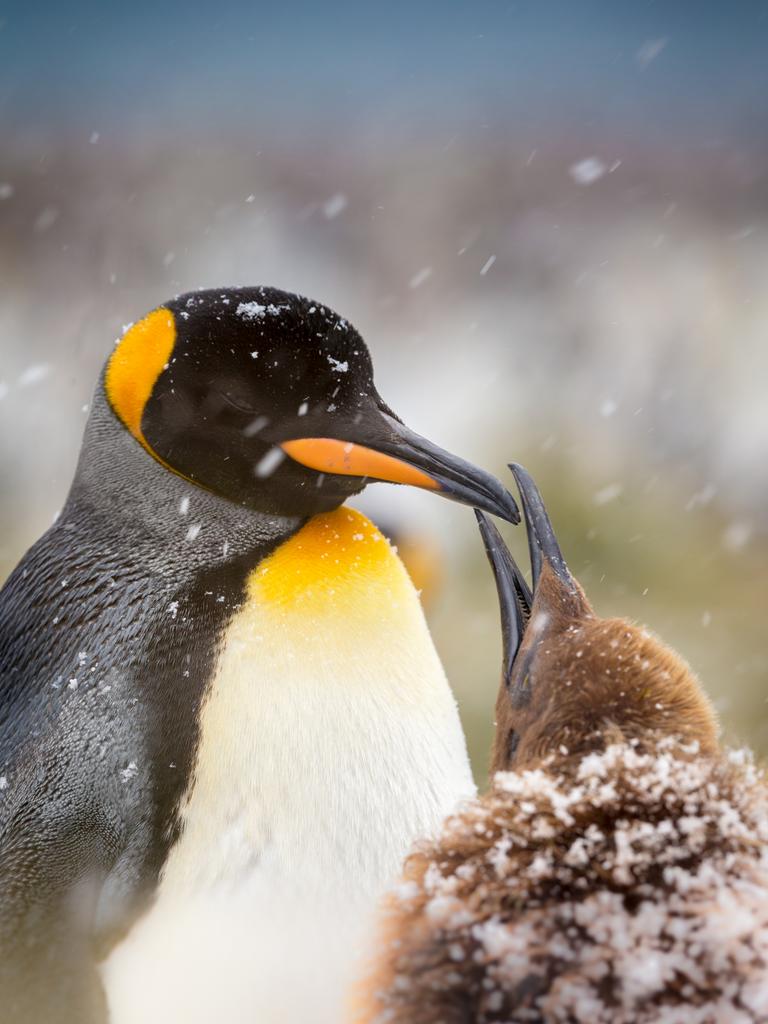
[0,287,518,1024]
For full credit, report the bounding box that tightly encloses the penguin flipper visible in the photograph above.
[0,786,114,1024]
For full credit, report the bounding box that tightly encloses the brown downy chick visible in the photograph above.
[356,464,768,1024]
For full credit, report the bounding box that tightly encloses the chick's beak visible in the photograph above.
[509,462,577,593]
[476,511,530,682]
[476,463,584,694]
[281,411,520,524]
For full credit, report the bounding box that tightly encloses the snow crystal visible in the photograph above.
[599,398,618,418]
[297,401,309,416]
[179,496,190,516]
[185,524,201,542]
[0,183,14,200]
[322,193,348,219]
[409,267,433,289]
[569,158,607,186]
[168,601,179,619]
[254,447,286,479]
[120,762,138,783]
[0,776,8,790]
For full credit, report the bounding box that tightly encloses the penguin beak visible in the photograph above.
[475,510,531,684]
[281,412,520,524]
[510,462,577,595]
[476,463,583,690]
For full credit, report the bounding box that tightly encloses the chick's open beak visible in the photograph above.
[509,462,576,592]
[281,412,520,524]
[476,463,582,691]
[476,511,531,683]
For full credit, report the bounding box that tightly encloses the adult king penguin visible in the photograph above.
[0,288,518,1024]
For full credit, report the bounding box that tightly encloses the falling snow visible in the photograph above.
[409,267,433,289]
[322,193,348,219]
[570,157,607,186]
[593,482,624,506]
[254,447,286,478]
[636,37,669,69]
[17,364,51,388]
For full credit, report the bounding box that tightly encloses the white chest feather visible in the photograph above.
[103,509,474,1023]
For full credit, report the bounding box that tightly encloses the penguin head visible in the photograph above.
[476,465,718,771]
[104,287,519,521]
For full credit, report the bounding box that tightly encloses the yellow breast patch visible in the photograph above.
[248,508,411,617]
[105,307,176,453]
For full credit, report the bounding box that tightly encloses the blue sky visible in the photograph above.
[2,1,767,142]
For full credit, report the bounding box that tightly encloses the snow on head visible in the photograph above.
[326,354,348,373]
[236,301,288,321]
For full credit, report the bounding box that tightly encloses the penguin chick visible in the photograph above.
[0,288,519,1024]
[356,464,768,1024]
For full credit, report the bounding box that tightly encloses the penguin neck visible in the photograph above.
[155,507,475,903]
[67,386,303,568]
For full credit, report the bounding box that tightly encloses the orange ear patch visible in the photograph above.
[105,307,176,451]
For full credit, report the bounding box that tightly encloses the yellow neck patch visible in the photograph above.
[105,307,176,453]
[249,507,410,615]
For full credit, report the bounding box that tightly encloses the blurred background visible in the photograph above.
[1,1,767,781]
